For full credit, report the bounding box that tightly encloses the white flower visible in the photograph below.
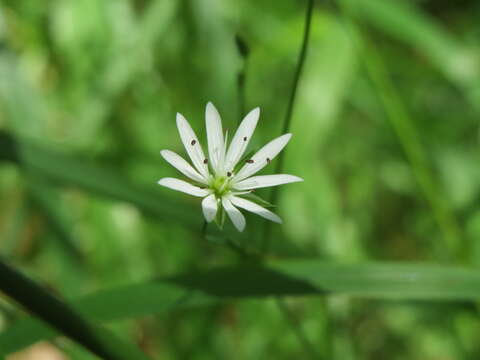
[158,102,303,232]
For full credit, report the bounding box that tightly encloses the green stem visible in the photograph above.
[230,5,319,357]
[266,2,318,356]
[222,239,319,359]
[235,35,250,125]
[0,258,150,360]
[337,0,462,262]
[237,64,247,125]
[262,0,315,253]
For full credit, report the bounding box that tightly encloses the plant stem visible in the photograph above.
[229,4,320,357]
[0,258,150,360]
[337,0,462,262]
[236,35,250,125]
[262,0,315,253]
[237,62,247,126]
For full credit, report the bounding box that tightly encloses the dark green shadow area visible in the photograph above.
[4,260,480,356]
[0,259,150,359]
[168,265,320,297]
[0,132,17,162]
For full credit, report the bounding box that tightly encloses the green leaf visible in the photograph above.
[0,131,201,229]
[27,177,85,263]
[3,260,480,355]
[342,0,480,88]
[0,258,151,360]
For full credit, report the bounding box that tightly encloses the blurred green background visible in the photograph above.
[1,0,480,359]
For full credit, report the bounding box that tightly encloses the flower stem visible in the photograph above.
[262,0,314,253]
[236,35,249,125]
[229,4,319,358]
[260,2,320,358]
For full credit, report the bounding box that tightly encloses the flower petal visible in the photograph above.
[158,178,209,197]
[160,150,207,184]
[229,195,282,224]
[222,197,246,232]
[202,194,218,222]
[176,113,209,178]
[233,133,292,182]
[205,102,225,174]
[233,174,303,190]
[224,107,259,171]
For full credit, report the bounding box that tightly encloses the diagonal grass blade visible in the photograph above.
[0,258,151,360]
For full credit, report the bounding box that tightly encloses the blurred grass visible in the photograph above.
[5,260,480,356]
[1,0,480,359]
[0,258,151,359]
[339,0,462,261]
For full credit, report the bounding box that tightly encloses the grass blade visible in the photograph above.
[336,0,462,260]
[3,260,480,355]
[27,178,85,263]
[0,258,150,360]
[0,131,201,228]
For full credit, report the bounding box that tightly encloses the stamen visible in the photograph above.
[191,140,196,146]
[246,159,254,164]
[227,172,232,177]
[266,157,271,163]
[243,136,247,141]
[203,158,208,164]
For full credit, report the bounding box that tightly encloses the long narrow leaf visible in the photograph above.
[27,178,85,263]
[2,260,480,355]
[0,132,310,257]
[0,259,150,360]
[0,131,200,228]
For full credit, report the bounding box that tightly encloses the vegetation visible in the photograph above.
[1,0,480,359]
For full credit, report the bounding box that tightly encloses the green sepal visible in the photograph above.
[213,200,226,229]
[240,193,275,208]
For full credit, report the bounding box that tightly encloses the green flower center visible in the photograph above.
[210,175,232,197]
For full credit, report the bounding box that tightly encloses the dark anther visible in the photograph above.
[246,159,254,164]
[203,158,208,164]
[243,136,247,141]
[227,172,232,177]
[266,157,271,163]
[191,140,196,146]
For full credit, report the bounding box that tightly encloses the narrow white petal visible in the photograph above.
[224,107,260,171]
[202,194,218,222]
[229,195,282,224]
[205,102,225,174]
[176,113,209,178]
[160,150,207,184]
[233,133,292,182]
[222,197,246,232]
[233,174,303,190]
[158,178,209,197]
